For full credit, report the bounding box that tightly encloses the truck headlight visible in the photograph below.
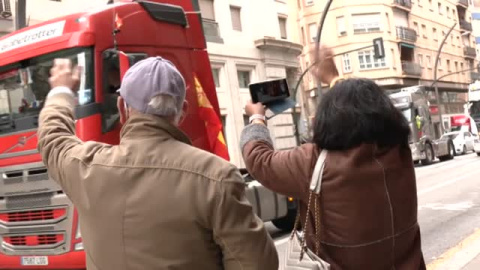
[74,220,83,251]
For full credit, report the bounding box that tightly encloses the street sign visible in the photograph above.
[373,37,385,59]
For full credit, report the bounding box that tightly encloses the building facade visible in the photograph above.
[0,0,108,35]
[294,0,479,136]
[199,0,303,167]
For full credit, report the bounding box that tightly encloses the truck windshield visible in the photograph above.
[0,47,93,135]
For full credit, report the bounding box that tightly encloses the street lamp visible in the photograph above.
[433,23,456,135]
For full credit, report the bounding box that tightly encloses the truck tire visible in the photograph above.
[421,143,434,166]
[272,208,297,231]
[439,141,455,161]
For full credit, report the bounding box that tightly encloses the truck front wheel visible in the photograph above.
[272,209,297,231]
[421,143,434,166]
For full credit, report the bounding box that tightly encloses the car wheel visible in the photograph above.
[463,145,467,155]
[448,141,455,160]
[477,152,480,157]
[421,143,434,166]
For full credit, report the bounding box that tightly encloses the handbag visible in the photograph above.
[283,150,330,270]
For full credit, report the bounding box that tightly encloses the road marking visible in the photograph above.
[274,235,290,247]
[427,228,480,270]
[417,171,479,196]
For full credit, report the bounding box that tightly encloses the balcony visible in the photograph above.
[392,0,412,11]
[460,20,473,32]
[471,72,480,81]
[464,46,477,58]
[402,61,422,76]
[202,19,223,44]
[396,26,417,43]
[457,0,468,8]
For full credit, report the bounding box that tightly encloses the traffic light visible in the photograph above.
[373,38,385,59]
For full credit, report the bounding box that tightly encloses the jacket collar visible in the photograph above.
[120,113,191,145]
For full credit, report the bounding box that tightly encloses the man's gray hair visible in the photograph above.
[147,94,183,123]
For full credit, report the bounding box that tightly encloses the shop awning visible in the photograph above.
[400,43,416,49]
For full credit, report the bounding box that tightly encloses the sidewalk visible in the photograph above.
[428,229,480,270]
[462,253,480,270]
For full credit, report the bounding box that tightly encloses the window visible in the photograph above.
[438,3,442,14]
[279,17,287,39]
[447,59,451,72]
[0,0,12,18]
[422,24,427,38]
[453,9,456,19]
[352,13,381,34]
[301,27,306,45]
[336,16,346,36]
[199,0,215,21]
[414,22,419,36]
[418,0,422,7]
[418,54,424,68]
[433,28,437,40]
[358,50,386,70]
[230,6,242,31]
[212,68,220,87]
[342,54,352,73]
[429,0,433,9]
[446,6,450,17]
[426,55,432,68]
[237,70,251,88]
[221,115,227,143]
[308,23,317,42]
[438,57,442,68]
[305,0,314,6]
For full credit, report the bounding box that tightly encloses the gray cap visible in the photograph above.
[118,57,186,115]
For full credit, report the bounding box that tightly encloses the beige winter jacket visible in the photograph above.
[38,93,278,270]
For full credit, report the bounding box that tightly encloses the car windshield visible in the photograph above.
[0,47,93,135]
[441,133,460,140]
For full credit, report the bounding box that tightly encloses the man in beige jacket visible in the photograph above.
[38,57,278,270]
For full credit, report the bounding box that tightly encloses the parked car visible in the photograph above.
[474,137,480,156]
[441,131,475,155]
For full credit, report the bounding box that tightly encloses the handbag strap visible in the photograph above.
[291,150,329,260]
[310,150,328,194]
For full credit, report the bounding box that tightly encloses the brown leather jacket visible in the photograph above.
[38,93,278,270]
[241,124,425,270]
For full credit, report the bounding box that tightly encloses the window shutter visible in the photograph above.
[230,6,242,31]
[199,0,215,21]
[279,17,287,39]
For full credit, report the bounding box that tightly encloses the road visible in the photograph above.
[268,152,480,269]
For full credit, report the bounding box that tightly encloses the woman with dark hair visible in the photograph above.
[240,51,425,269]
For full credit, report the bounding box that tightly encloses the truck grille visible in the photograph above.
[0,162,74,256]
[0,208,66,223]
[4,234,64,247]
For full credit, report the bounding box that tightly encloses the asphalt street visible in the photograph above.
[267,152,480,269]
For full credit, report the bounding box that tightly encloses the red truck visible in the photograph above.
[0,0,295,268]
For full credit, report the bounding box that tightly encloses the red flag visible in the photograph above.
[193,75,230,161]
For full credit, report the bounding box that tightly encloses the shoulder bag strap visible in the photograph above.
[309,150,328,195]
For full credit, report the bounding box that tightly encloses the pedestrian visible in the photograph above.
[38,57,278,270]
[240,48,426,269]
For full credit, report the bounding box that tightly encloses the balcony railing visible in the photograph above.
[202,19,223,43]
[402,61,422,76]
[457,0,468,7]
[460,20,473,32]
[464,46,477,58]
[392,0,412,10]
[471,72,480,81]
[396,26,417,43]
